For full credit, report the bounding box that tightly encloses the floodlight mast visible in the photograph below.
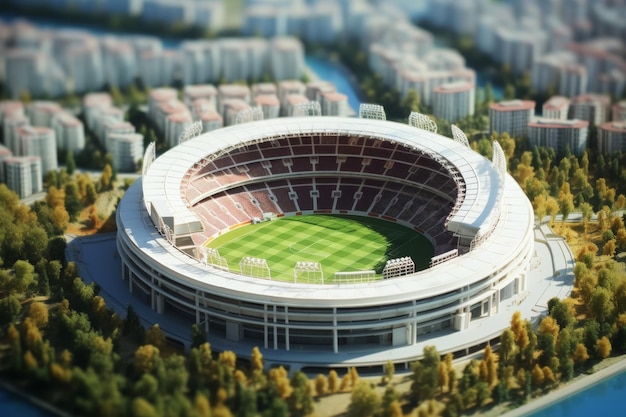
[359,103,386,120]
[408,111,437,133]
[293,101,322,117]
[178,120,203,143]
[235,107,264,125]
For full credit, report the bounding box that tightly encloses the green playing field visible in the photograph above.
[206,214,434,282]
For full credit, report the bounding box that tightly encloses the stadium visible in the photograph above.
[116,107,535,370]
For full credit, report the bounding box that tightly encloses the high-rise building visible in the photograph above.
[542,96,570,120]
[569,94,611,126]
[217,84,251,116]
[527,118,589,156]
[269,37,304,81]
[191,99,223,133]
[51,111,85,153]
[165,111,193,148]
[433,82,475,123]
[597,121,626,154]
[321,92,349,117]
[489,99,535,138]
[253,94,280,119]
[222,99,252,126]
[82,92,113,132]
[558,63,587,97]
[183,84,218,108]
[17,126,57,175]
[3,155,42,199]
[26,101,62,128]
[3,112,29,155]
[0,144,13,183]
[612,100,626,122]
[107,133,144,172]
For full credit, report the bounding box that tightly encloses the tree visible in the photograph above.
[66,150,76,175]
[314,374,327,397]
[64,181,81,221]
[328,369,339,394]
[596,336,612,359]
[573,343,589,367]
[383,360,394,385]
[28,301,48,329]
[12,260,36,294]
[191,323,207,348]
[0,295,22,325]
[347,381,380,417]
[145,324,166,350]
[100,164,113,192]
[289,371,314,417]
[134,344,161,375]
[603,240,617,257]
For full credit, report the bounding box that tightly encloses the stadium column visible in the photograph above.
[195,290,200,324]
[264,304,269,349]
[333,307,338,353]
[273,305,278,350]
[285,306,290,351]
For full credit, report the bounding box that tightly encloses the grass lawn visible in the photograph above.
[206,214,433,282]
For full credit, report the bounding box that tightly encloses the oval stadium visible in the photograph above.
[116,112,537,371]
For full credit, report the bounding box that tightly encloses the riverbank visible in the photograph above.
[499,355,626,417]
[0,378,72,417]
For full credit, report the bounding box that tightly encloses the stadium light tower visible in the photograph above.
[451,125,470,148]
[408,112,437,133]
[235,107,264,125]
[359,103,386,120]
[293,101,322,117]
[178,120,203,143]
[142,141,156,177]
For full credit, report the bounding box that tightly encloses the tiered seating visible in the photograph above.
[184,134,462,254]
[229,192,264,218]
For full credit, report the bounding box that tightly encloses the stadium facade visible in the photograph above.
[116,114,535,369]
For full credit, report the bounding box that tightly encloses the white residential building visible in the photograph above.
[527,118,589,156]
[321,92,349,117]
[217,84,251,116]
[0,145,13,183]
[183,84,218,108]
[17,126,57,174]
[568,94,611,126]
[107,133,144,172]
[26,101,62,128]
[82,92,113,132]
[543,96,570,120]
[433,82,475,123]
[3,113,29,155]
[613,100,626,122]
[191,99,223,133]
[253,95,280,120]
[270,37,304,81]
[165,111,193,148]
[489,100,535,138]
[3,156,42,199]
[598,121,626,154]
[222,99,252,127]
[51,112,85,153]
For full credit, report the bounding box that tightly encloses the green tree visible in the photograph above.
[64,181,81,221]
[347,381,380,417]
[66,150,76,175]
[0,295,22,325]
[288,371,314,417]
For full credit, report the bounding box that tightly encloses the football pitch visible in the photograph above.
[206,214,434,282]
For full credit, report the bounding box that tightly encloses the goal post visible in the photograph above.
[382,257,415,279]
[239,256,271,279]
[201,247,230,271]
[294,261,324,284]
[334,270,376,283]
